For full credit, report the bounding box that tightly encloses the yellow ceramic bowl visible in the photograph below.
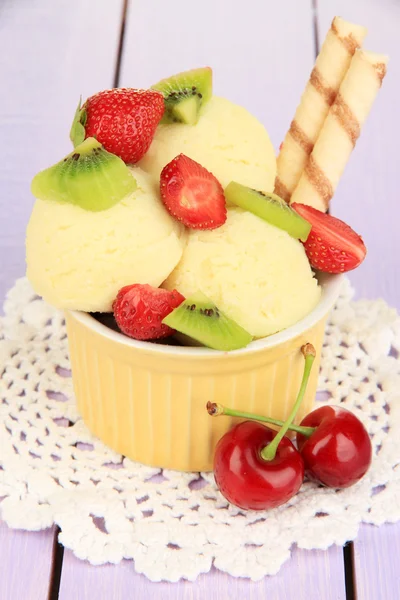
[65,274,343,472]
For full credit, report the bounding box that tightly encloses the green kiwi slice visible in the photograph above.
[31,138,137,212]
[151,67,212,125]
[224,182,312,242]
[163,291,252,351]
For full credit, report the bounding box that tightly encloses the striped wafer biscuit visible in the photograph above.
[290,50,388,211]
[275,17,367,203]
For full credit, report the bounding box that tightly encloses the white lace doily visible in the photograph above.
[1,278,400,582]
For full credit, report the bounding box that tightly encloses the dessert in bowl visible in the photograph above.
[65,272,341,471]
[26,17,386,472]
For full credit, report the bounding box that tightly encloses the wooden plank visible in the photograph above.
[0,520,56,600]
[0,1,123,598]
[119,0,315,151]
[353,524,400,600]
[316,0,400,309]
[0,0,124,305]
[59,545,346,600]
[316,2,400,598]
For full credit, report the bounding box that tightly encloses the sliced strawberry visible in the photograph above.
[292,203,367,274]
[113,284,185,341]
[160,154,227,229]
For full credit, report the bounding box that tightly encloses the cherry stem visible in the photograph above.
[260,343,316,461]
[207,403,315,436]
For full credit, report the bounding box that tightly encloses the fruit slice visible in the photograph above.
[113,284,185,341]
[224,182,311,242]
[151,67,212,125]
[292,203,367,273]
[163,292,252,351]
[160,154,227,229]
[31,137,137,211]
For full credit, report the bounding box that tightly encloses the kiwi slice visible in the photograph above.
[163,292,252,351]
[31,138,137,212]
[224,182,311,242]
[151,67,212,125]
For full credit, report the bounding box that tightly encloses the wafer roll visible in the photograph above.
[290,50,388,211]
[275,17,367,202]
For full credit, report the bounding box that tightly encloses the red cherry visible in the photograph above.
[296,406,372,488]
[213,421,305,510]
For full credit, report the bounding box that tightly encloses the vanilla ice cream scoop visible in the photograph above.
[164,208,321,338]
[139,96,277,192]
[26,167,185,312]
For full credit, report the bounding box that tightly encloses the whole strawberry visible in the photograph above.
[70,89,164,164]
[292,203,367,274]
[113,284,185,341]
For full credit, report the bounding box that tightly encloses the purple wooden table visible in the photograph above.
[1,0,399,598]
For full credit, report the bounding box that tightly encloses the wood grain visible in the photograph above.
[59,546,346,600]
[0,520,56,600]
[353,524,400,600]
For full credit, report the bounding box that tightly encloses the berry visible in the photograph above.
[70,89,164,164]
[297,406,372,488]
[292,203,366,273]
[214,421,305,510]
[113,284,185,341]
[160,154,227,229]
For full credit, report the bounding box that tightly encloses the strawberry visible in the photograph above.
[160,154,227,229]
[113,284,185,341]
[70,88,164,164]
[292,203,367,274]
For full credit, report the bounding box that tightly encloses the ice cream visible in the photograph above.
[26,57,374,344]
[139,96,277,192]
[26,167,185,312]
[164,208,321,338]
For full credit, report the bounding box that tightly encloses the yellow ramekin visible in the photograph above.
[65,274,343,472]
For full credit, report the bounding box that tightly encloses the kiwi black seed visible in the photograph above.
[163,292,252,351]
[224,181,312,242]
[31,137,137,212]
[151,67,213,126]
